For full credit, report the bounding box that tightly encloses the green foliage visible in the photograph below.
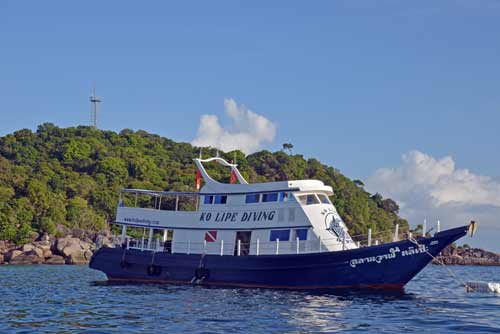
[0,123,408,244]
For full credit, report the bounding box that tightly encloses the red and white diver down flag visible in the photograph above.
[204,231,218,242]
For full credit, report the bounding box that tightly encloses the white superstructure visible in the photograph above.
[115,157,357,256]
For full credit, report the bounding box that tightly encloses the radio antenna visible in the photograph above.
[89,84,102,128]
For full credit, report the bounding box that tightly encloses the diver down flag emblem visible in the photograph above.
[204,231,217,242]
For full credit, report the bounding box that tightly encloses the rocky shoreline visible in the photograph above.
[0,229,113,266]
[434,245,500,266]
[1,233,499,266]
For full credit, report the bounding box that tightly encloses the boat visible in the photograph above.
[89,156,474,290]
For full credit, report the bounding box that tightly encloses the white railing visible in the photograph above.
[119,221,442,255]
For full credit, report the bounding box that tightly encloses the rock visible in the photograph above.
[435,245,500,266]
[35,242,51,251]
[32,247,44,259]
[84,250,93,260]
[56,236,93,264]
[22,244,35,252]
[38,233,51,242]
[9,253,43,265]
[0,240,8,252]
[45,255,65,265]
[5,250,22,262]
[43,249,52,258]
[0,253,4,265]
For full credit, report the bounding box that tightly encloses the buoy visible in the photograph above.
[466,281,500,294]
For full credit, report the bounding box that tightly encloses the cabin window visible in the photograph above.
[317,194,331,205]
[214,195,227,204]
[294,228,308,241]
[270,229,290,241]
[245,194,260,203]
[204,195,214,204]
[262,192,278,202]
[279,192,289,202]
[298,194,320,205]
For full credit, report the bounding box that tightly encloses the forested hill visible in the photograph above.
[0,123,408,244]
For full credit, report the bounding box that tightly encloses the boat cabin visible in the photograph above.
[114,157,356,256]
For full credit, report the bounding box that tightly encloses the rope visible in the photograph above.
[408,237,473,291]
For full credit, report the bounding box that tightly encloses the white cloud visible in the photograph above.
[191,98,277,154]
[366,150,500,251]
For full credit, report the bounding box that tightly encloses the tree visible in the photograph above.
[282,143,294,155]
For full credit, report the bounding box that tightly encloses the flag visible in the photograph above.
[204,230,217,242]
[230,169,237,184]
[196,170,201,190]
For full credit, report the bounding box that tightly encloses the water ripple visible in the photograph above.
[0,265,499,333]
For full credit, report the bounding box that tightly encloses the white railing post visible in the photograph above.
[296,237,300,254]
[147,228,153,249]
[375,240,379,246]
[276,239,280,255]
[156,238,160,251]
[368,228,372,247]
[256,239,260,256]
[120,225,127,244]
[237,240,241,256]
[126,238,130,250]
[393,224,399,242]
[423,219,427,237]
[204,240,207,253]
[175,196,179,211]
[141,236,145,250]
[437,220,441,233]
[220,240,224,256]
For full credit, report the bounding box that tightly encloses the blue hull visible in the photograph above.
[89,225,469,290]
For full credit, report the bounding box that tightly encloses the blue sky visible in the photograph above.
[1,1,499,249]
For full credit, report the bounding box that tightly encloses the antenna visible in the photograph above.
[89,84,102,128]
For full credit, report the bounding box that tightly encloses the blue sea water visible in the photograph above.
[0,265,499,333]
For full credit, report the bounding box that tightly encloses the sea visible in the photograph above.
[0,265,499,333]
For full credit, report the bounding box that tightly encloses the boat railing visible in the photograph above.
[116,222,437,255]
[119,189,200,212]
[121,235,378,255]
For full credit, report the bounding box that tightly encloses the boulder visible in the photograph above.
[43,249,52,258]
[32,247,44,259]
[5,249,22,262]
[45,255,65,265]
[22,244,35,252]
[9,252,44,265]
[56,236,93,264]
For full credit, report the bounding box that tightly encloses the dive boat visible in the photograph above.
[90,157,474,290]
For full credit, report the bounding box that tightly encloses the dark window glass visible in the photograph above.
[295,228,308,241]
[245,194,260,203]
[317,194,331,204]
[262,193,278,202]
[269,229,290,241]
[214,195,227,204]
[204,195,213,204]
[306,194,320,205]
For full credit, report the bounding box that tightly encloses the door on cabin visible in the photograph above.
[234,231,252,256]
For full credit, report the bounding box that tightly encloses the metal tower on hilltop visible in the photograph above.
[89,85,102,128]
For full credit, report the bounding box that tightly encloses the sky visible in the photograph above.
[1,1,499,250]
